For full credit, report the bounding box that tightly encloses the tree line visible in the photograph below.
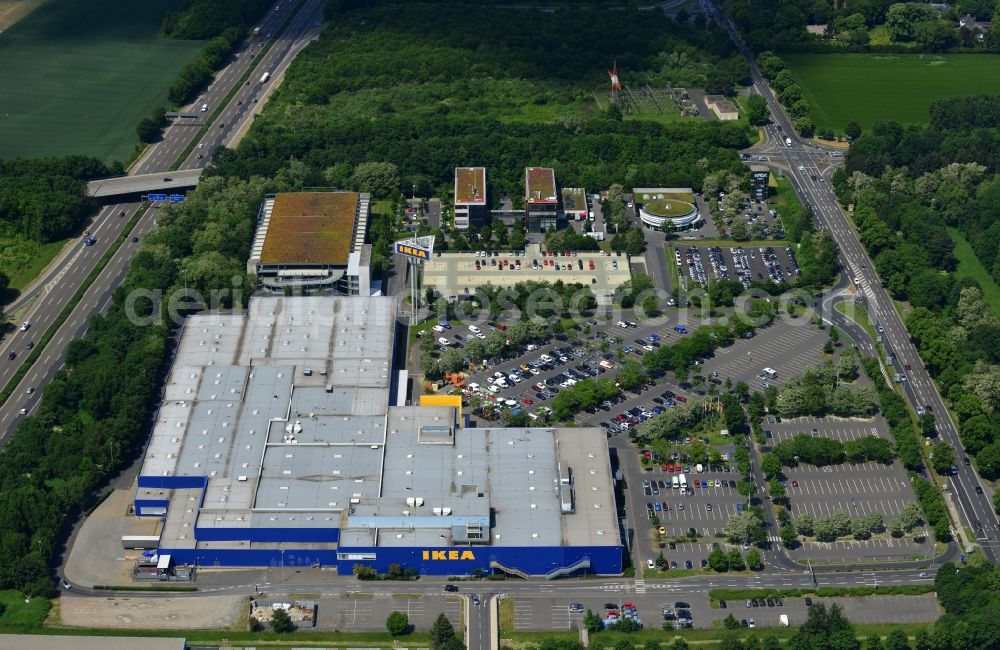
[162,0,274,40]
[0,175,264,595]
[835,97,1000,495]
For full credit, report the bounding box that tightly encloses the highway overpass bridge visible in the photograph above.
[86,169,203,199]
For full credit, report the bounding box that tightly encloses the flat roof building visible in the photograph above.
[634,187,702,231]
[132,295,622,578]
[454,167,487,231]
[704,95,739,121]
[248,192,371,294]
[525,167,558,232]
[561,187,588,220]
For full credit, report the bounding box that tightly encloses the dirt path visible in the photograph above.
[0,0,46,32]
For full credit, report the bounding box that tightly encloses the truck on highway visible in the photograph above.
[260,71,271,83]
[785,137,792,147]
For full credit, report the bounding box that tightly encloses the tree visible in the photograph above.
[745,94,770,125]
[350,162,400,198]
[708,547,729,572]
[780,523,799,548]
[795,513,814,536]
[136,117,161,144]
[387,611,410,635]
[761,453,782,479]
[583,609,603,633]
[269,607,294,633]
[883,629,911,650]
[727,549,746,571]
[617,359,648,391]
[844,121,862,140]
[865,635,885,650]
[431,613,459,649]
[976,441,1000,479]
[930,441,956,475]
[724,613,741,629]
[722,511,764,545]
[746,547,763,570]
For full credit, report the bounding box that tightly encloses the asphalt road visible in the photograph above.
[0,0,326,439]
[703,0,999,559]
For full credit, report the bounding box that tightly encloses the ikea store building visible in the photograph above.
[133,295,623,578]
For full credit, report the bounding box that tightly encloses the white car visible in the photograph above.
[438,337,450,346]
[646,559,655,570]
[476,333,486,340]
[469,325,481,334]
[432,325,445,333]
[798,165,805,171]
[20,321,30,331]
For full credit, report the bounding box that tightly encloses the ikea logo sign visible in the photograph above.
[396,243,430,260]
[422,550,476,561]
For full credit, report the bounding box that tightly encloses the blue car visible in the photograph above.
[654,502,662,511]
[439,321,451,329]
[649,333,661,341]
[653,406,664,414]
[674,325,688,334]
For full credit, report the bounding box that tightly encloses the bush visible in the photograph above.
[387,611,410,635]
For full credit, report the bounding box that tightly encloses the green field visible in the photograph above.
[0,0,204,164]
[948,227,1000,316]
[783,54,1000,131]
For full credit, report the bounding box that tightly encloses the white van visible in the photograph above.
[695,463,704,473]
[671,476,680,489]
[201,103,208,112]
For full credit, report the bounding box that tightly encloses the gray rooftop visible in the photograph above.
[140,295,618,553]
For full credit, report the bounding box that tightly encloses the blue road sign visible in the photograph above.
[148,193,168,202]
[169,194,186,203]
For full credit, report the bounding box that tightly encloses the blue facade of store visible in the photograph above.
[157,543,622,576]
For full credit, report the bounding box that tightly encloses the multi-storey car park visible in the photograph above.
[247,191,373,294]
[131,294,622,577]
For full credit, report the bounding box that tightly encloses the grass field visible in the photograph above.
[948,227,1000,315]
[0,235,67,291]
[0,0,204,164]
[783,54,1000,131]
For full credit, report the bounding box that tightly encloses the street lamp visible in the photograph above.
[280,548,286,583]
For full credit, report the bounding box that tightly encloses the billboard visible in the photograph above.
[394,235,435,262]
[419,394,462,423]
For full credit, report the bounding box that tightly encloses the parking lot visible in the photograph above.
[672,244,799,290]
[700,319,826,389]
[317,593,462,632]
[422,243,631,305]
[456,314,712,427]
[508,593,939,631]
[766,415,935,562]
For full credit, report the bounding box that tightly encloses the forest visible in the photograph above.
[0,175,263,595]
[161,0,274,40]
[208,2,754,200]
[833,94,1000,500]
[725,0,1000,53]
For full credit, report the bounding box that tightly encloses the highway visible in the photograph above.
[704,0,999,559]
[0,0,327,439]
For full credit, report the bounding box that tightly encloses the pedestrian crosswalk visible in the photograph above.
[634,573,646,594]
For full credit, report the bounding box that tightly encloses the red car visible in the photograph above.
[496,323,507,331]
[661,464,669,471]
[904,364,912,370]
[623,601,636,609]
[522,397,533,405]
[675,395,688,403]
[643,450,652,460]
[791,480,799,488]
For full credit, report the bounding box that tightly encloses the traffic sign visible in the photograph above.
[169,194,186,203]
[147,193,167,202]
